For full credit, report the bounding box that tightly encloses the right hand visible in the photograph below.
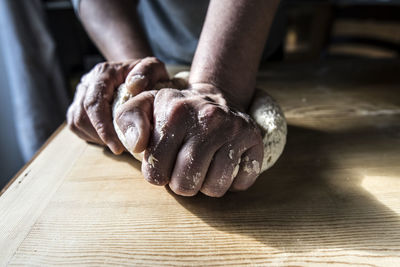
[66,57,169,154]
[114,83,264,197]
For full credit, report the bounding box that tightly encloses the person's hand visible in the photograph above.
[66,57,169,154]
[115,83,264,197]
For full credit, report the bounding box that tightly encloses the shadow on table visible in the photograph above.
[102,147,142,170]
[169,124,400,253]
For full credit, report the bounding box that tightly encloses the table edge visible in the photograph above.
[0,122,67,197]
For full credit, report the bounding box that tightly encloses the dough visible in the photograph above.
[112,72,287,173]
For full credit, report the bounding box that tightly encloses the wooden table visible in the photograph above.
[1,59,399,266]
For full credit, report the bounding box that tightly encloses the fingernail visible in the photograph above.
[126,75,148,94]
[125,125,139,153]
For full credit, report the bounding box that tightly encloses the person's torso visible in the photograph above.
[138,0,286,65]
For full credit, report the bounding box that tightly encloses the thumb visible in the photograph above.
[125,57,169,95]
[115,90,156,153]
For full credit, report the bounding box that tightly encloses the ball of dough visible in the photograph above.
[112,72,287,173]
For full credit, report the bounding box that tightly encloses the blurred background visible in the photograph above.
[0,0,399,189]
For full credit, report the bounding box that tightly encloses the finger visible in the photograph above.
[125,57,169,95]
[230,142,264,191]
[141,125,186,186]
[73,83,103,144]
[141,90,187,186]
[115,90,156,153]
[74,99,103,144]
[83,63,126,154]
[168,105,238,196]
[84,94,123,154]
[200,143,241,197]
[168,137,220,197]
[67,104,97,143]
[67,82,99,143]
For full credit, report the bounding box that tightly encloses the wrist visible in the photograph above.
[189,67,256,111]
[189,82,249,112]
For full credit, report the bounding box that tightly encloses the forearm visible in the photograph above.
[189,0,280,110]
[79,0,152,61]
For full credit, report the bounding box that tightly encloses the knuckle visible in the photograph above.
[143,56,162,65]
[199,105,233,134]
[200,105,226,123]
[205,104,224,116]
[138,57,166,78]
[82,85,109,113]
[83,93,100,112]
[231,115,262,142]
[93,62,118,79]
[94,62,109,72]
[159,88,181,97]
[155,88,183,105]
[95,75,111,89]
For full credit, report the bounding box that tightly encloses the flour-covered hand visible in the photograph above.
[66,57,169,154]
[115,83,264,197]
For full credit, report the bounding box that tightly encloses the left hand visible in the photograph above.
[66,57,169,154]
[115,83,264,197]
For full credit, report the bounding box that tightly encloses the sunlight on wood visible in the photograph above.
[362,173,400,214]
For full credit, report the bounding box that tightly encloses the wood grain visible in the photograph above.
[1,59,400,266]
[0,126,87,265]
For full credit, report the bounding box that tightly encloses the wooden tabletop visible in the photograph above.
[1,59,399,266]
